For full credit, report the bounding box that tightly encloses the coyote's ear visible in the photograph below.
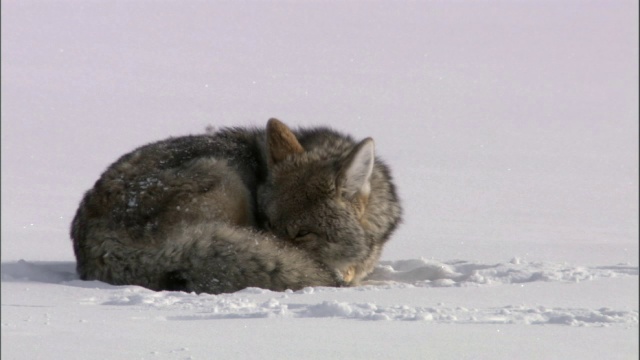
[337,138,375,200]
[266,118,304,166]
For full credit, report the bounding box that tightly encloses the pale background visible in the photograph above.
[2,1,638,359]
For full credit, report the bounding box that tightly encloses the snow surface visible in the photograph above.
[2,0,638,359]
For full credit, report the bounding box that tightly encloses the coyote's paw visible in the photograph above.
[341,266,356,284]
[329,266,357,287]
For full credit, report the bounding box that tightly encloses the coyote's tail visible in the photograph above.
[72,211,341,294]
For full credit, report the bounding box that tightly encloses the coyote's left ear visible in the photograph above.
[266,118,304,167]
[337,138,375,199]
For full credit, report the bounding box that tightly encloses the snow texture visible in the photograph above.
[3,259,637,326]
[2,0,638,359]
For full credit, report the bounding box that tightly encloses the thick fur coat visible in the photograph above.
[71,119,402,294]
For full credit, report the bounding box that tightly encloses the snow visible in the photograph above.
[2,0,638,359]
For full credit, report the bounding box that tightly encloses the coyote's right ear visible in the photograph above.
[266,118,304,167]
[336,138,375,200]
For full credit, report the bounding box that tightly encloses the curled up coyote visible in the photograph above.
[71,118,402,294]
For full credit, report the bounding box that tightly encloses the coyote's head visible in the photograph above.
[257,118,378,281]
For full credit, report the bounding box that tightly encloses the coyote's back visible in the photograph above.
[71,119,402,294]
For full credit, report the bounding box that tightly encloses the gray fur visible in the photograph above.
[71,119,402,294]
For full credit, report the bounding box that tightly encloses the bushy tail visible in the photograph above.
[72,216,342,294]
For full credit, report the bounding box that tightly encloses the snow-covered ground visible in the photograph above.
[2,1,638,359]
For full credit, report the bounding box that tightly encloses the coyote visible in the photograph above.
[71,119,402,294]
